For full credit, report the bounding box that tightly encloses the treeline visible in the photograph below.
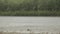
[0,0,60,11]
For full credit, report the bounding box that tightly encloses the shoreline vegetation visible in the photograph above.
[0,0,60,16]
[0,31,60,34]
[0,11,60,16]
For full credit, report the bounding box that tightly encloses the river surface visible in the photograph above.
[0,17,60,32]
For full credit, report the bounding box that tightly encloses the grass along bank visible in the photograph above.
[0,11,60,16]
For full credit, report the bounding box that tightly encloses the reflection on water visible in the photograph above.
[0,17,60,32]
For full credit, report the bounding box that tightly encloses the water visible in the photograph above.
[0,17,60,32]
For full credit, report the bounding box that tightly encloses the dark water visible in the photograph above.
[0,17,60,32]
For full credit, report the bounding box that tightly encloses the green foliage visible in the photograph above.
[0,11,60,16]
[0,0,60,11]
[0,0,60,16]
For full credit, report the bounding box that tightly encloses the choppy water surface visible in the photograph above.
[0,17,60,32]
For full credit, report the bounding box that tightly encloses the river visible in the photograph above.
[0,17,60,32]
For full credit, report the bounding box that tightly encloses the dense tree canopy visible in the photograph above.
[0,0,60,11]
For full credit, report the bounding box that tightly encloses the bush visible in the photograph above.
[0,0,60,11]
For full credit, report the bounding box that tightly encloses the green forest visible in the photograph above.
[0,0,60,16]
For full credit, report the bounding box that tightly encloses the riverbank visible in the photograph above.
[0,11,60,16]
